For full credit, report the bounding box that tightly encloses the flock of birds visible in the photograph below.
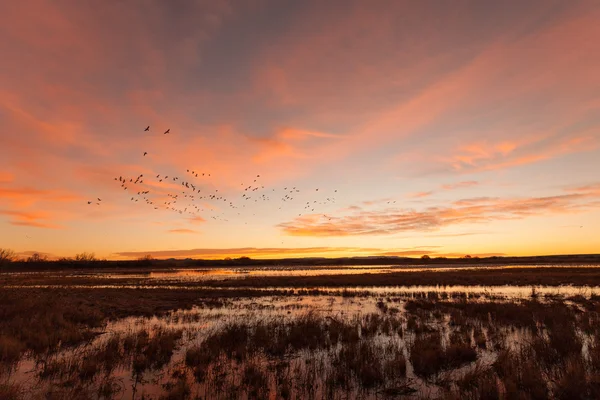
[88,126,340,224]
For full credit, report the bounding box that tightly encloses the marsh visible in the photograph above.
[2,264,600,399]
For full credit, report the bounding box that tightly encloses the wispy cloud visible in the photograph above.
[167,229,200,234]
[441,181,479,190]
[408,182,479,199]
[0,172,13,183]
[0,187,81,206]
[188,216,206,224]
[279,186,600,237]
[444,135,598,173]
[115,246,441,260]
[425,231,494,238]
[0,210,62,229]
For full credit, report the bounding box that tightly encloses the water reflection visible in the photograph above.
[3,292,600,399]
[7,263,600,282]
[5,283,600,299]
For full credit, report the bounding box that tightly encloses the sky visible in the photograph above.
[1,0,599,260]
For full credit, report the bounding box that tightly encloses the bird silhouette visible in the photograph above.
[164,129,170,134]
[143,152,147,156]
[144,126,150,131]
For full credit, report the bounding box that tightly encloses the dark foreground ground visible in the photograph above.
[2,266,600,399]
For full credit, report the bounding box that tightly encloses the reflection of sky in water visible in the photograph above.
[25,263,600,281]
[5,284,600,298]
[4,291,598,399]
[0,295,493,398]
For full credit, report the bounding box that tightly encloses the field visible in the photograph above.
[2,264,600,399]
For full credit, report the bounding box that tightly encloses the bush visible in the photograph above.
[74,252,97,262]
[0,248,16,265]
[26,253,48,262]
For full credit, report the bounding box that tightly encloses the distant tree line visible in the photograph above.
[1,247,600,272]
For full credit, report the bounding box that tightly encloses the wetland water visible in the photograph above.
[2,264,600,399]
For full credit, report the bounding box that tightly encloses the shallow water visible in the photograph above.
[80,263,600,280]
[2,291,599,399]
[5,263,600,299]
[0,296,467,399]
[4,283,600,300]
[3,264,600,399]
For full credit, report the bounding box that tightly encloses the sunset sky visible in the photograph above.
[1,1,599,260]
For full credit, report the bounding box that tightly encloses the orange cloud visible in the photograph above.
[0,187,81,207]
[408,192,433,199]
[250,127,342,164]
[441,181,479,190]
[167,229,199,234]
[114,246,440,260]
[188,216,206,225]
[279,187,600,237]
[0,172,13,183]
[444,134,598,173]
[568,183,600,194]
[362,198,394,206]
[0,210,62,229]
[408,182,480,200]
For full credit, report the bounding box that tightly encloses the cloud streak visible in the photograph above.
[279,186,600,237]
[0,210,62,229]
[115,245,446,260]
[167,229,200,234]
[441,181,479,191]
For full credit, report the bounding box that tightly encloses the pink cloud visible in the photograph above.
[167,229,200,234]
[115,246,443,260]
[279,186,600,237]
[408,192,434,199]
[0,210,63,229]
[441,181,479,190]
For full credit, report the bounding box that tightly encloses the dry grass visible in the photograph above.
[410,331,477,378]
[0,383,21,400]
[0,335,24,365]
[493,347,548,400]
[128,328,184,374]
[454,365,500,399]
[160,376,191,400]
[2,276,600,399]
[0,287,241,365]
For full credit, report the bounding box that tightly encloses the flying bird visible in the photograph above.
[164,129,170,134]
[144,152,147,156]
[144,126,150,131]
